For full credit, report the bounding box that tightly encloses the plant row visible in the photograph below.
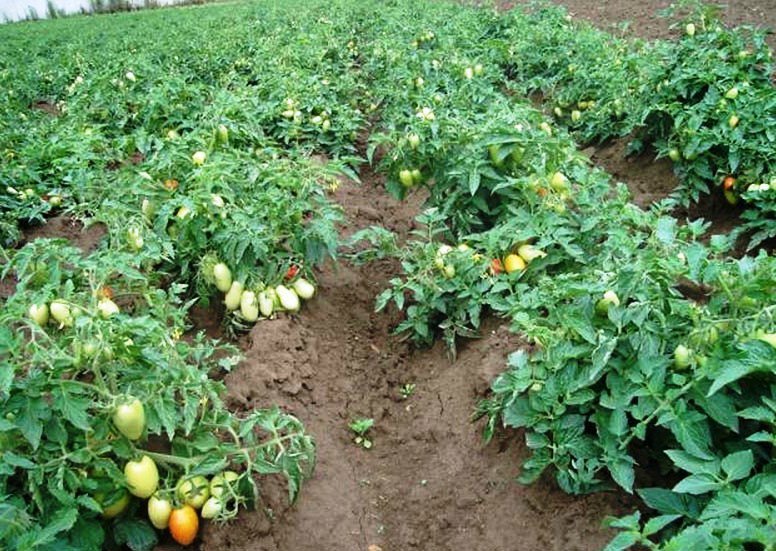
[349,2,776,548]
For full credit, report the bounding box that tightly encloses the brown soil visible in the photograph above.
[21,214,106,252]
[534,0,776,44]
[31,100,61,116]
[196,168,632,551]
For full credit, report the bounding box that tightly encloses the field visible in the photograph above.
[0,0,774,550]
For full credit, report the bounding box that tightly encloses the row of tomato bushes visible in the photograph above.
[496,2,776,249]
[0,239,315,549]
[349,1,775,548]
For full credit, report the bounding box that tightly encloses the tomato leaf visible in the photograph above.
[113,518,158,551]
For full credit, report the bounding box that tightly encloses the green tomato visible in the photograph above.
[668,148,681,162]
[113,397,145,440]
[399,169,414,188]
[213,263,233,293]
[217,124,229,144]
[550,171,569,192]
[177,475,210,509]
[97,489,130,519]
[488,144,504,168]
[200,497,223,520]
[724,87,739,100]
[28,303,49,326]
[124,456,159,498]
[50,300,74,327]
[148,494,173,529]
[595,290,620,314]
[674,344,692,369]
[757,333,776,349]
[209,471,239,499]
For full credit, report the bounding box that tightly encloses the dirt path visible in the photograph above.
[194,161,632,550]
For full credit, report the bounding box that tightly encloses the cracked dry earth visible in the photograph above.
[191,165,632,551]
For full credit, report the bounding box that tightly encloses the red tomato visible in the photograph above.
[285,265,300,280]
[489,258,504,275]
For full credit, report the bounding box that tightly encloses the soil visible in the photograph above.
[21,214,106,252]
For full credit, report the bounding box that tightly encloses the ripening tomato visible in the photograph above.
[489,258,504,275]
[285,265,300,280]
[503,254,526,273]
[723,176,736,191]
[169,505,199,546]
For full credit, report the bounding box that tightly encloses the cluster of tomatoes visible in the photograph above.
[114,399,242,545]
[208,260,316,324]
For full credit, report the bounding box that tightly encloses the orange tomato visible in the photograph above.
[97,286,114,299]
[723,176,736,191]
[169,505,199,546]
[164,179,179,192]
[489,258,504,275]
